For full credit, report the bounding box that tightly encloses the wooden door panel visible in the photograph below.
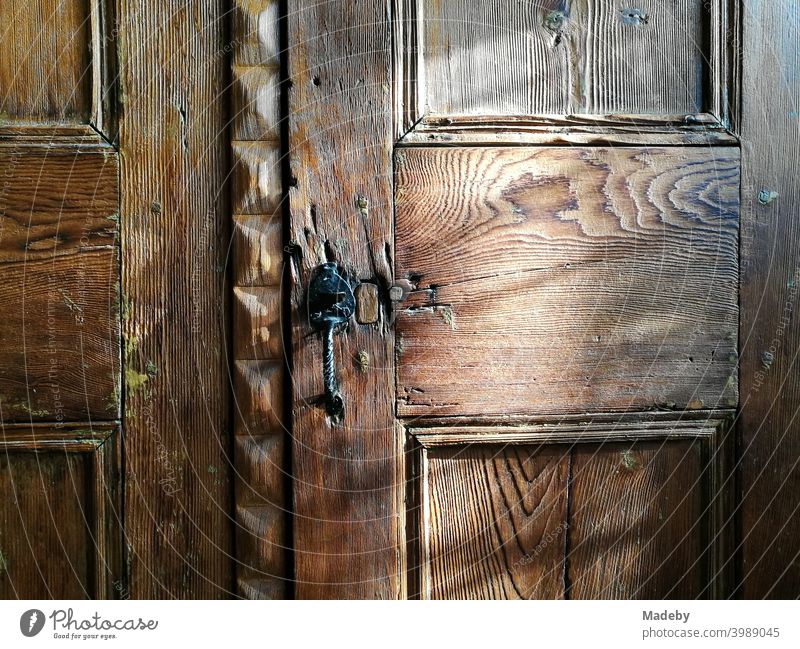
[0,0,124,601]
[419,0,714,116]
[0,0,93,122]
[396,146,739,417]
[0,144,120,422]
[0,426,120,599]
[411,415,731,599]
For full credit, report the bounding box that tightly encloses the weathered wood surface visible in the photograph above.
[0,424,119,599]
[0,0,92,122]
[418,0,712,117]
[396,146,740,418]
[230,0,289,599]
[0,145,119,422]
[415,431,720,599]
[288,0,399,597]
[118,0,232,597]
[423,445,569,599]
[739,0,800,597]
[568,441,707,599]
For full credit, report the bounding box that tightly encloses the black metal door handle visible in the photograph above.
[308,263,355,418]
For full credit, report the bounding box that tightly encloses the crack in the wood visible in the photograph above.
[407,259,610,298]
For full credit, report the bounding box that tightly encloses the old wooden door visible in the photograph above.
[0,1,233,598]
[0,1,121,598]
[288,0,800,599]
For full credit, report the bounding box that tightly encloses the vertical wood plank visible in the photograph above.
[288,0,398,598]
[739,0,800,597]
[230,0,289,599]
[568,442,708,599]
[118,1,233,597]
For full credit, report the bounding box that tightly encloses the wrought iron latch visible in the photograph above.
[308,263,355,418]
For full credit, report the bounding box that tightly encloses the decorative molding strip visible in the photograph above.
[409,410,735,447]
[231,0,288,599]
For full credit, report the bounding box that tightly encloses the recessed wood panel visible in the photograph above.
[0,0,93,122]
[568,441,709,599]
[422,445,569,599]
[0,145,120,421]
[414,416,728,599]
[0,426,119,599]
[418,0,709,117]
[0,451,92,598]
[395,146,739,418]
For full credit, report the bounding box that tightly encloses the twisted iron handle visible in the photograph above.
[321,324,344,416]
[308,263,354,418]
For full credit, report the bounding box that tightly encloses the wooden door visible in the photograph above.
[0,0,234,599]
[287,0,800,599]
[0,0,121,598]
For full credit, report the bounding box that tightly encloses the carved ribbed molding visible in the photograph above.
[231,0,287,599]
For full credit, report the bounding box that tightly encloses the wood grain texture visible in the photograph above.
[738,0,800,597]
[231,0,289,598]
[0,145,119,422]
[0,0,92,122]
[118,0,232,598]
[419,0,711,117]
[568,441,708,599]
[0,424,119,599]
[422,445,569,599]
[288,0,399,598]
[396,146,740,418]
[414,424,727,599]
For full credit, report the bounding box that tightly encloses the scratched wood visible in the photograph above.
[231,0,289,599]
[419,0,710,116]
[288,0,399,598]
[422,445,569,599]
[395,146,740,418]
[569,441,710,598]
[0,425,119,599]
[118,0,233,597]
[739,0,800,597]
[0,145,119,422]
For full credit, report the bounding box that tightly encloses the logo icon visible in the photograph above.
[20,609,45,637]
